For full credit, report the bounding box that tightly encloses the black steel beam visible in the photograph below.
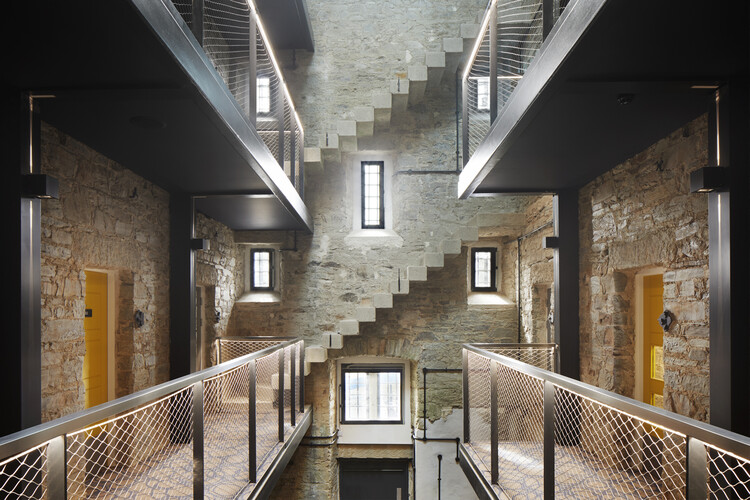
[1,91,41,437]
[708,82,750,436]
[553,191,579,379]
[169,193,196,379]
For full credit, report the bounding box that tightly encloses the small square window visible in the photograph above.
[341,364,402,424]
[250,249,274,290]
[257,77,271,114]
[476,77,490,111]
[471,247,497,292]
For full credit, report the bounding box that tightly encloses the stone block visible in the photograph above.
[354,106,375,137]
[355,306,376,322]
[373,293,393,309]
[304,147,323,170]
[305,345,327,363]
[339,319,359,336]
[407,266,427,281]
[407,65,428,105]
[322,333,344,349]
[455,226,479,242]
[460,23,480,40]
[425,52,445,88]
[423,252,444,268]
[390,279,409,295]
[440,239,462,255]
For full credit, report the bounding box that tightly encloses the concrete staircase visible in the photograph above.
[302,21,487,374]
[303,22,480,172]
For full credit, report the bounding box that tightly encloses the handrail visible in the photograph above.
[462,343,750,499]
[0,338,307,499]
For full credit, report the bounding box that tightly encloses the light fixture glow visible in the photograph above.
[462,0,499,82]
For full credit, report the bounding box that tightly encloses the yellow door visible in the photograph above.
[643,274,664,408]
[84,271,108,409]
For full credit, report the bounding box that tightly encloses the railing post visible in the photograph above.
[462,349,470,443]
[290,346,297,426]
[489,6,498,124]
[299,132,305,199]
[687,437,708,500]
[490,360,499,484]
[278,349,285,442]
[290,121,297,188]
[543,381,555,499]
[249,361,257,484]
[47,435,66,500]
[248,12,257,126]
[276,87,286,170]
[216,339,222,364]
[461,75,469,167]
[191,0,204,47]
[299,342,305,411]
[192,382,204,499]
[542,0,558,39]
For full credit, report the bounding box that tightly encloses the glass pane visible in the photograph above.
[257,77,271,113]
[345,372,369,421]
[474,251,493,288]
[252,251,271,288]
[362,163,383,227]
[652,345,664,381]
[652,393,664,408]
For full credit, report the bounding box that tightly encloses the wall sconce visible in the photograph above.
[22,174,59,199]
[191,238,210,251]
[542,236,559,249]
[134,310,145,328]
[690,167,727,193]
[658,310,673,332]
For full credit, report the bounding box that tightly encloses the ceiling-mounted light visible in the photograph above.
[22,174,59,199]
[690,167,727,193]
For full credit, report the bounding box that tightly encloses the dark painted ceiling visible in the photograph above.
[256,0,315,51]
[5,0,310,231]
[466,0,749,194]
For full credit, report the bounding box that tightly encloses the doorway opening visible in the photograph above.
[83,270,115,408]
[339,459,409,500]
[634,270,665,408]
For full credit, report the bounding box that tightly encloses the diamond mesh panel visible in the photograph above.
[255,351,280,467]
[203,362,251,498]
[496,0,543,110]
[707,444,750,498]
[468,351,493,473]
[66,387,194,498]
[495,363,545,498]
[170,0,193,28]
[204,0,252,118]
[486,346,555,371]
[218,339,284,363]
[0,443,48,498]
[465,21,493,159]
[553,387,687,498]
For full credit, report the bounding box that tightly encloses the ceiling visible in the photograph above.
[6,0,312,231]
[459,0,749,196]
[256,0,315,51]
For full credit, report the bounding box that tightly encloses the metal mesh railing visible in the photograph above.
[216,337,288,363]
[483,343,556,371]
[462,344,750,499]
[66,387,194,498]
[0,338,306,500]
[464,20,493,160]
[707,444,750,498]
[496,0,543,109]
[169,0,305,197]
[0,443,48,498]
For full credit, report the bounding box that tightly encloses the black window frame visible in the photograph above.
[360,161,385,229]
[340,363,404,425]
[471,247,497,292]
[250,248,274,291]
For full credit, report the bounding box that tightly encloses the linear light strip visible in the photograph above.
[247,0,304,135]
[463,0,499,82]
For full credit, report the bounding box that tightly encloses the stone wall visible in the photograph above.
[578,115,709,421]
[40,123,171,422]
[195,213,244,368]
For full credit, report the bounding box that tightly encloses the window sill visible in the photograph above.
[236,291,281,303]
[467,292,513,307]
[345,229,403,247]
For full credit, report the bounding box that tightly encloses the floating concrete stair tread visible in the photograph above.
[407,65,428,105]
[425,52,446,88]
[455,226,479,242]
[337,120,357,137]
[304,147,322,167]
[319,133,340,149]
[423,252,445,268]
[461,23,480,39]
[443,38,465,77]
[390,279,409,295]
[306,345,327,363]
[407,266,427,281]
[322,332,343,349]
[373,293,393,309]
[339,319,359,335]
[354,106,375,137]
[355,306,376,322]
[390,79,410,113]
[373,91,393,128]
[440,239,462,255]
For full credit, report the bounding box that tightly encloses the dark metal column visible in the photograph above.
[2,91,41,436]
[191,0,204,46]
[462,76,469,167]
[687,437,708,500]
[708,82,750,436]
[278,349,285,442]
[553,190,579,379]
[277,87,286,169]
[192,382,204,498]
[490,360,498,484]
[249,360,257,483]
[248,13,257,126]
[169,193,196,378]
[290,345,296,426]
[543,381,555,499]
[462,349,470,443]
[488,6,498,124]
